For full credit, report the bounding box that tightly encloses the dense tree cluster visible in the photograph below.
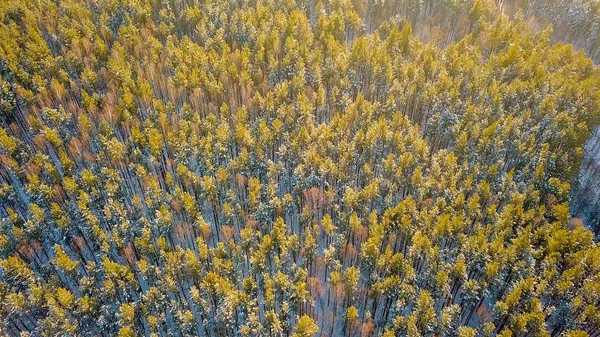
[1,0,600,336]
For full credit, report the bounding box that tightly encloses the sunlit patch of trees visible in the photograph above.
[1,0,600,336]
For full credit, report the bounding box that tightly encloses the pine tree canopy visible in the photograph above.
[1,0,600,336]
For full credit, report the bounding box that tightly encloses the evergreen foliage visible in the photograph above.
[1,0,600,336]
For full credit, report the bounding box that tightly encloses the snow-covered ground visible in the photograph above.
[572,127,600,236]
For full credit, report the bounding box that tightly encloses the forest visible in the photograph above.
[1,0,600,336]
